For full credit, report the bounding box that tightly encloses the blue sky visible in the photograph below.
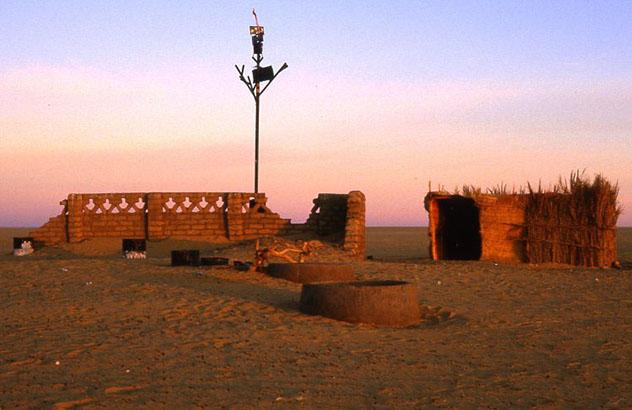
[3,1,631,79]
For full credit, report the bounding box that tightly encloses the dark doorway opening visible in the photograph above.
[437,197,482,260]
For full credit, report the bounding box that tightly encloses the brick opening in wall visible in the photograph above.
[436,197,482,260]
[248,198,266,214]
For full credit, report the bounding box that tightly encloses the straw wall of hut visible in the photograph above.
[524,174,619,267]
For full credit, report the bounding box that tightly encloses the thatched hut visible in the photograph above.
[424,174,620,267]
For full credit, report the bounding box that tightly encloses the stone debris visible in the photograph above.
[124,251,146,259]
[52,398,95,410]
[13,241,34,256]
[419,305,456,324]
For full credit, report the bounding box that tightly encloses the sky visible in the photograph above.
[1,0,631,227]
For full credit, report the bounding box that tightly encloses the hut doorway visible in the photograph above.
[436,197,482,260]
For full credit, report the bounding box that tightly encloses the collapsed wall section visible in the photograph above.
[306,193,349,235]
[305,191,366,258]
[29,214,67,245]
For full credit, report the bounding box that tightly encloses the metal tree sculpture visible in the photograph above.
[235,9,288,193]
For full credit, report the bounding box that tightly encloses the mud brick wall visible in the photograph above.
[226,193,292,240]
[31,191,366,259]
[342,191,366,258]
[66,193,147,242]
[31,192,292,244]
[146,192,227,240]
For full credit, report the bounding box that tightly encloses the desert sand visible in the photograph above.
[1,227,631,408]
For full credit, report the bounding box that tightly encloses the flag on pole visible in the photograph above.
[253,9,259,26]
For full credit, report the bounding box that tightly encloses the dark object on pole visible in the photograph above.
[171,250,200,266]
[251,32,264,55]
[252,41,263,55]
[235,9,288,193]
[253,66,274,83]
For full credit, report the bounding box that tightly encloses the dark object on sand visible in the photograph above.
[300,280,421,327]
[122,239,146,253]
[233,260,252,271]
[171,250,200,266]
[267,263,356,284]
[200,257,230,266]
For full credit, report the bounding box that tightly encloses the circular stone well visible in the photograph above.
[300,280,421,327]
[266,263,356,284]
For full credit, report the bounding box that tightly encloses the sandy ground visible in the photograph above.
[1,228,631,409]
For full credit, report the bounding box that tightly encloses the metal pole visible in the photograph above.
[253,53,262,194]
[254,83,260,193]
[234,14,287,195]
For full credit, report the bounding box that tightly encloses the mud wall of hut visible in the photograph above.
[425,196,441,260]
[30,191,366,259]
[426,194,529,263]
[426,189,618,267]
[477,196,527,263]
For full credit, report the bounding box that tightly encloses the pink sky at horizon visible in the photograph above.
[1,63,631,227]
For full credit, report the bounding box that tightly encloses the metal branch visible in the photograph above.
[259,62,288,95]
[235,64,256,99]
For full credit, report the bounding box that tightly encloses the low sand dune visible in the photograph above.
[1,228,631,408]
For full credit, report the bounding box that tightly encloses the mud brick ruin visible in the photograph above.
[30,191,366,259]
